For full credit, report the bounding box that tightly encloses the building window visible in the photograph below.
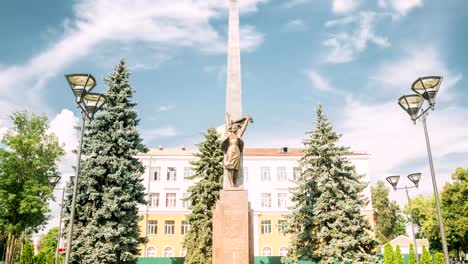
[243,167,248,182]
[279,247,288,256]
[163,247,174,257]
[183,167,193,179]
[278,220,288,234]
[148,193,159,207]
[278,193,288,209]
[167,167,177,181]
[277,167,287,182]
[152,167,161,181]
[262,246,272,256]
[164,220,175,235]
[261,220,271,235]
[261,193,271,208]
[180,248,187,257]
[146,247,156,257]
[166,193,176,208]
[293,167,302,181]
[147,220,157,235]
[182,192,191,209]
[181,220,190,235]
[261,167,271,181]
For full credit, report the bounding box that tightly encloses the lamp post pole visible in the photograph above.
[404,186,419,264]
[421,114,450,264]
[54,186,66,264]
[64,114,86,264]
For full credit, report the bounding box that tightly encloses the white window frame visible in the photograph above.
[262,246,272,256]
[181,220,190,235]
[167,167,177,181]
[166,193,176,208]
[277,192,288,209]
[164,220,175,235]
[152,167,161,181]
[146,247,157,257]
[182,192,191,209]
[293,167,302,181]
[183,167,193,179]
[148,193,159,207]
[163,246,174,257]
[261,167,271,182]
[261,220,272,235]
[279,246,288,256]
[278,220,287,234]
[180,248,187,257]
[277,167,287,182]
[261,193,271,208]
[147,220,157,235]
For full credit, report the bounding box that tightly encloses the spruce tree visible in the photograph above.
[18,241,34,264]
[284,105,378,264]
[183,128,224,264]
[394,245,404,264]
[383,243,394,264]
[433,253,444,264]
[408,244,417,264]
[64,59,147,263]
[421,245,432,264]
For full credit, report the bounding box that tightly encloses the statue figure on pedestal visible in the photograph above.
[221,113,253,187]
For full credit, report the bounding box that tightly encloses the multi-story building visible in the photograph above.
[136,147,374,258]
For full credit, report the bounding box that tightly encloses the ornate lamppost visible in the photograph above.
[397,76,449,264]
[64,74,106,264]
[386,173,422,264]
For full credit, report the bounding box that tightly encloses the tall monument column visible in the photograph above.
[213,1,254,263]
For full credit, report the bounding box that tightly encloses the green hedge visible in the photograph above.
[138,257,320,264]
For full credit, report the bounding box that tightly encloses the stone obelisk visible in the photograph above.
[212,1,254,263]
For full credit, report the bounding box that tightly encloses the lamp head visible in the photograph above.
[386,175,400,190]
[411,76,442,108]
[47,174,61,188]
[82,93,106,119]
[65,74,96,103]
[398,94,424,122]
[407,172,422,188]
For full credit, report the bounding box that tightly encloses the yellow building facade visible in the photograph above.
[136,148,375,257]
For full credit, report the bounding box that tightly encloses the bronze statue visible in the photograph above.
[221,113,253,187]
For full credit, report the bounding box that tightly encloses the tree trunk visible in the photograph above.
[5,233,17,264]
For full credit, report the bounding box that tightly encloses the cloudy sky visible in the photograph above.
[1,0,467,229]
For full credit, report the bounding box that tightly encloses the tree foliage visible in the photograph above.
[19,241,34,264]
[383,243,394,264]
[421,245,432,264]
[394,245,404,264]
[63,59,147,263]
[408,243,417,264]
[0,112,64,264]
[284,105,378,264]
[433,252,444,264]
[371,180,406,244]
[183,128,224,264]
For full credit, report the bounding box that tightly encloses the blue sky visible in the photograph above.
[1,0,468,220]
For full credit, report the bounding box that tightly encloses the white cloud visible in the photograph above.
[324,12,390,63]
[379,0,423,15]
[338,98,468,205]
[141,126,178,143]
[306,70,333,91]
[371,47,462,102]
[157,104,176,112]
[283,0,310,8]
[332,0,361,14]
[0,0,266,132]
[282,19,307,32]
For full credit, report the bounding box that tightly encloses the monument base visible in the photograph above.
[212,189,253,264]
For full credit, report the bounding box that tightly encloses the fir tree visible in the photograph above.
[394,245,404,264]
[421,245,432,264]
[284,105,378,264]
[383,243,394,264]
[64,59,147,263]
[183,128,224,264]
[408,244,417,264]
